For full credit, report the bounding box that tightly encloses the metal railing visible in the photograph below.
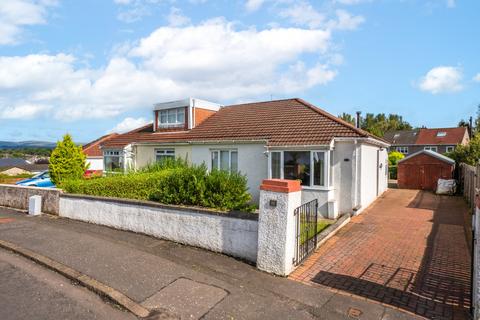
[294,198,319,266]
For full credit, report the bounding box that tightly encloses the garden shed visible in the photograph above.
[397,150,455,190]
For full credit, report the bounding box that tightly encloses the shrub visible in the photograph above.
[447,134,480,165]
[61,161,254,212]
[149,165,207,206]
[61,171,170,200]
[202,170,252,211]
[49,134,88,185]
[388,151,404,166]
[389,166,398,179]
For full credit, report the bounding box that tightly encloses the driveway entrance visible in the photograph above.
[289,189,471,319]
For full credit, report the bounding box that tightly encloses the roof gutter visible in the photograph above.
[334,137,390,148]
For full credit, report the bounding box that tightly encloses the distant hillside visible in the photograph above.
[0,141,57,149]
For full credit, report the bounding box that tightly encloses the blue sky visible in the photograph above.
[0,0,479,143]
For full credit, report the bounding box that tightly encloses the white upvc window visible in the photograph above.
[103,150,124,172]
[269,150,331,188]
[424,146,438,152]
[211,150,238,172]
[155,149,175,162]
[158,108,185,126]
[445,146,455,153]
[396,146,408,154]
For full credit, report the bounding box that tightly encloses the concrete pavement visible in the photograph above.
[0,207,422,319]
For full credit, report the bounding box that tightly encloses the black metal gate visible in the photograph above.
[293,198,320,266]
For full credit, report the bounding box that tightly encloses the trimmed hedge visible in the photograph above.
[61,160,254,212]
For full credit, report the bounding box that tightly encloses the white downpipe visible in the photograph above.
[352,141,361,212]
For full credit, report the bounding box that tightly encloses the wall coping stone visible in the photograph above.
[259,179,301,193]
[0,184,63,193]
[60,193,258,221]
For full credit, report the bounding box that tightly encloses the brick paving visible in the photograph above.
[289,189,471,320]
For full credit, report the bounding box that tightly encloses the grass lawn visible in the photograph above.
[300,219,333,244]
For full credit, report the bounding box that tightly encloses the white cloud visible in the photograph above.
[335,0,371,4]
[115,0,163,23]
[109,117,150,133]
[167,7,190,27]
[279,2,325,28]
[329,9,365,30]
[418,66,463,94]
[0,103,52,119]
[245,0,265,12]
[279,2,364,31]
[446,0,456,8]
[0,19,337,121]
[474,73,480,82]
[0,0,57,45]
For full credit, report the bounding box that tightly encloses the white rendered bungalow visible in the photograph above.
[101,98,390,218]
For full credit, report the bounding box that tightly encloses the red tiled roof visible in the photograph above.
[415,127,468,145]
[102,98,386,148]
[83,133,119,157]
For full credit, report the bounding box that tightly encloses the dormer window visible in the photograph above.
[436,131,447,137]
[159,108,185,127]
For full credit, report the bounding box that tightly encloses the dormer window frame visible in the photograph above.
[436,131,447,137]
[158,107,185,128]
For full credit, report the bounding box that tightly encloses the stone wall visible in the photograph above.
[59,194,259,262]
[0,184,63,214]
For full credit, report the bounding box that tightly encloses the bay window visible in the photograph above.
[211,150,238,172]
[104,150,124,172]
[270,150,331,188]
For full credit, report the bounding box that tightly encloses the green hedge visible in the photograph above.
[389,166,398,179]
[61,160,254,212]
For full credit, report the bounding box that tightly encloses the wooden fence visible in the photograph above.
[460,163,480,213]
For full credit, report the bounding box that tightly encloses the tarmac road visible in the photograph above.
[0,249,136,320]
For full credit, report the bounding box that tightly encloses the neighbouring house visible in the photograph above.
[384,127,470,156]
[99,98,390,218]
[83,133,119,173]
[0,158,49,176]
[397,150,455,190]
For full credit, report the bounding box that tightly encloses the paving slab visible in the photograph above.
[142,278,228,319]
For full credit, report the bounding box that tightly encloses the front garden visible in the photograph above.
[61,158,255,212]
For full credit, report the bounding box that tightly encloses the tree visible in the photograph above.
[339,112,412,137]
[446,134,480,165]
[388,151,404,166]
[339,113,355,125]
[49,134,88,185]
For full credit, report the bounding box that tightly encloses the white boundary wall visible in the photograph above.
[59,195,259,262]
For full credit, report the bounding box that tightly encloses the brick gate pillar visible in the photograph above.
[256,179,302,276]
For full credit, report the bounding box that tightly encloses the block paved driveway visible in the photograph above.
[290,189,471,320]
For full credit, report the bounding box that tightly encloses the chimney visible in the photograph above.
[355,111,361,129]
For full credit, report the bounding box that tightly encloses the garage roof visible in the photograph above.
[398,149,455,165]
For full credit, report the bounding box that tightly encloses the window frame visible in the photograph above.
[103,150,124,172]
[424,146,438,152]
[155,148,175,163]
[210,149,238,173]
[445,146,455,153]
[268,150,331,190]
[396,146,409,154]
[158,108,185,127]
